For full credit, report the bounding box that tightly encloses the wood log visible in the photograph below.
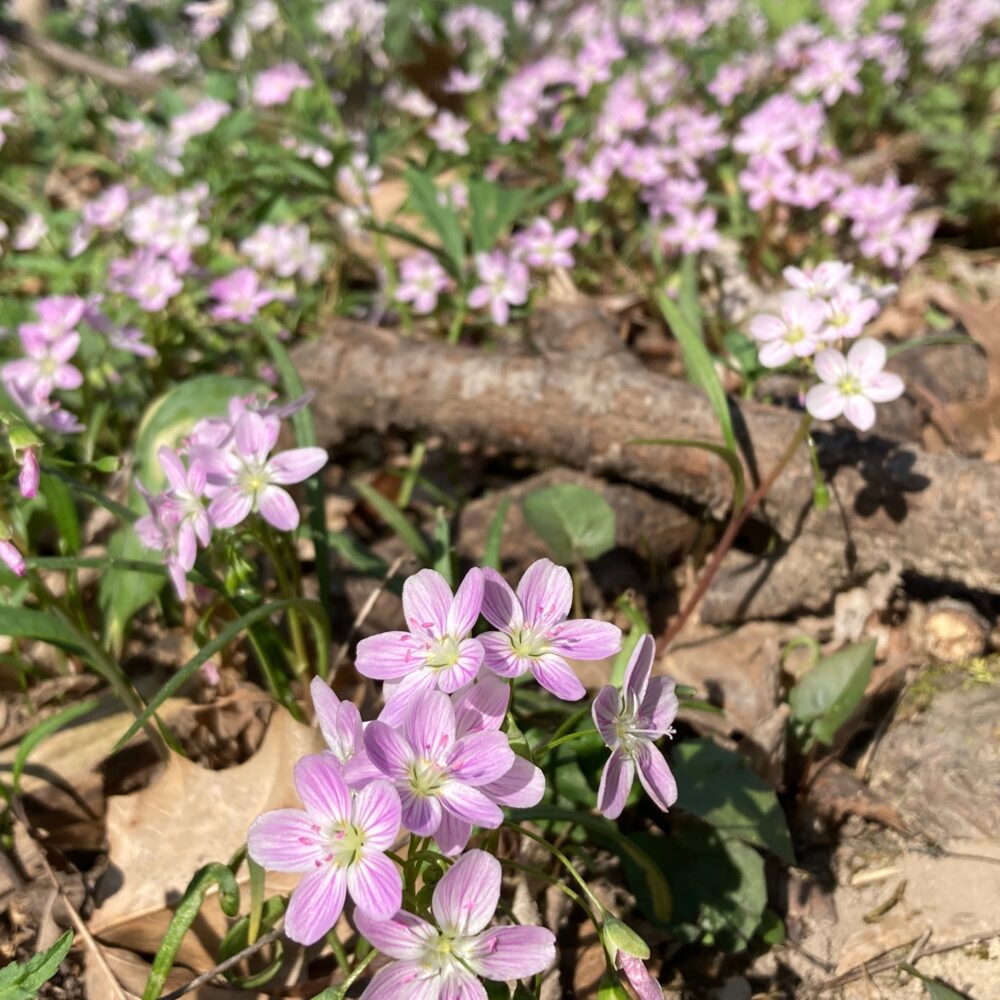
[292,319,1000,594]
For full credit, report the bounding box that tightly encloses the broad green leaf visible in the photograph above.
[630,437,745,510]
[0,607,87,658]
[635,818,766,952]
[521,484,615,564]
[788,639,875,747]
[100,375,259,650]
[671,738,794,863]
[469,179,527,253]
[404,167,466,276]
[0,929,73,999]
[510,806,672,924]
[901,966,971,1000]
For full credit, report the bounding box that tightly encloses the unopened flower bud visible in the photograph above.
[602,916,650,960]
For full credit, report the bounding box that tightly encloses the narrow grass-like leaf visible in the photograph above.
[113,597,329,752]
[405,167,466,276]
[482,497,510,570]
[629,437,745,510]
[431,508,454,586]
[12,696,101,794]
[353,480,431,562]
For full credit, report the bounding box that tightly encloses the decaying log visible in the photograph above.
[293,319,1000,594]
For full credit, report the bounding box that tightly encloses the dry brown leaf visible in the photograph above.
[89,706,324,968]
[87,945,266,999]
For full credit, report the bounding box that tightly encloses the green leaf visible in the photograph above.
[482,497,510,571]
[0,607,87,658]
[788,639,875,747]
[39,474,80,555]
[113,597,329,752]
[629,437,745,510]
[263,332,331,622]
[404,167,466,276]
[469,179,527,253]
[12,697,101,794]
[510,806,672,923]
[671,738,794,863]
[431,508,454,586]
[902,966,972,1000]
[657,277,737,457]
[353,480,431,562]
[639,818,766,953]
[521,484,616,564]
[100,375,259,649]
[0,929,73,999]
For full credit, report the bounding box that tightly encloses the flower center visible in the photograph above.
[426,635,460,669]
[38,356,59,377]
[837,374,862,396]
[327,821,366,867]
[238,460,270,497]
[509,626,549,659]
[786,324,805,344]
[408,758,447,798]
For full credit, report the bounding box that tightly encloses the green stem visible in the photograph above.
[397,439,427,510]
[535,725,597,758]
[332,947,377,997]
[446,299,468,345]
[262,527,309,677]
[660,412,814,650]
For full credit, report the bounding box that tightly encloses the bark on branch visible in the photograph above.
[293,318,1000,594]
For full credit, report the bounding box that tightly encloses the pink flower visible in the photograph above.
[2,331,83,405]
[356,568,485,724]
[467,251,529,326]
[660,207,720,255]
[355,850,556,999]
[18,447,39,500]
[749,291,827,368]
[822,283,879,341]
[479,559,622,701]
[515,218,578,269]
[805,338,904,431]
[783,262,853,297]
[310,677,382,787]
[252,62,312,106]
[207,410,327,531]
[248,755,403,945]
[427,111,471,156]
[109,250,183,312]
[157,446,212,570]
[0,538,25,577]
[592,635,678,819]
[19,296,85,345]
[363,690,514,847]
[209,268,281,323]
[395,253,452,314]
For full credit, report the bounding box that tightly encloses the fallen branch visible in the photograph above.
[293,317,1000,593]
[0,18,163,95]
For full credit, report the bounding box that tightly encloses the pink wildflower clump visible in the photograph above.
[252,62,312,106]
[467,251,529,326]
[209,267,283,323]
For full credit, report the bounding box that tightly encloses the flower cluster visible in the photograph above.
[249,559,680,995]
[749,261,904,431]
[135,394,327,598]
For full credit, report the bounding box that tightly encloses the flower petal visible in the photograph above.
[814,347,848,384]
[353,911,436,961]
[268,446,328,484]
[453,673,509,737]
[446,730,514,785]
[481,755,544,808]
[234,410,269,459]
[634,742,678,812]
[864,371,904,403]
[619,953,664,1000]
[294,753,350,824]
[759,339,794,369]
[435,637,484,694]
[623,634,655,701]
[353,779,402,850]
[479,631,528,678]
[399,787,443,836]
[638,676,678,735]
[258,485,299,531]
[530,652,586,701]
[842,394,876,431]
[597,748,635,820]
[284,863,346,946]
[348,850,402,919]
[438,781,503,829]
[467,925,557,980]
[378,668,439,727]
[846,337,886,379]
[517,558,572,629]
[447,567,484,637]
[355,630,427,680]
[208,485,253,529]
[546,618,622,661]
[357,961,441,1000]
[805,383,846,422]
[311,678,355,759]
[403,569,453,638]
[434,811,472,856]
[403,690,456,760]
[480,568,524,631]
[247,808,323,872]
[439,970,488,1000]
[364,721,413,780]
[592,684,622,748]
[432,849,500,936]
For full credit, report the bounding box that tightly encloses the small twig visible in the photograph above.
[0,18,163,94]
[326,553,409,681]
[157,926,282,1000]
[780,936,836,974]
[808,926,1000,994]
[661,413,814,649]
[11,802,129,1000]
